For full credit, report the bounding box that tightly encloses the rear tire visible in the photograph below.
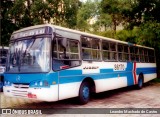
[137,74,144,89]
[78,82,90,105]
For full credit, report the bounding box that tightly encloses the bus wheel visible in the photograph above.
[78,82,90,104]
[137,74,144,89]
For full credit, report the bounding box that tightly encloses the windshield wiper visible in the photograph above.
[18,49,22,72]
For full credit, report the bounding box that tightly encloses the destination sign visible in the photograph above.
[13,28,45,39]
[11,26,52,39]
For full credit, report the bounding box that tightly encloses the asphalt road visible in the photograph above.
[0,80,160,117]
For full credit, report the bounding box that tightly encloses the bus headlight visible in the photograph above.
[4,80,12,86]
[30,80,50,88]
[34,82,38,86]
[39,81,43,86]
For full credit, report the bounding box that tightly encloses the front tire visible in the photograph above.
[78,82,90,104]
[0,76,3,92]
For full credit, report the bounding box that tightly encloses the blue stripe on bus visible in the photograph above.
[59,72,135,85]
[137,67,156,71]
[137,67,157,75]
[100,69,114,73]
[59,70,82,76]
[4,73,59,85]
[126,62,133,71]
[59,67,156,85]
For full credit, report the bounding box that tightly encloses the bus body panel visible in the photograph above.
[3,85,59,102]
[3,72,59,101]
[58,82,81,100]
[4,73,58,85]
[58,62,157,97]
[3,62,156,101]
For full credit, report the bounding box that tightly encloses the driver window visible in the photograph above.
[52,37,80,71]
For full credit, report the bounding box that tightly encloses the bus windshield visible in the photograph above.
[6,37,51,73]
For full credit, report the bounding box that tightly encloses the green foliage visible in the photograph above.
[31,0,49,24]
[116,27,140,43]
[76,0,99,31]
[92,11,112,32]
[1,0,81,46]
[125,0,160,29]
[63,0,81,28]
[136,21,160,47]
[92,30,115,39]
[101,0,132,33]
[151,78,160,83]
[1,0,17,46]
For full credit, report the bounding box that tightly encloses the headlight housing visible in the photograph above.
[4,80,12,86]
[29,80,50,88]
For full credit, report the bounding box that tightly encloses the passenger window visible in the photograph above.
[130,46,135,61]
[102,41,109,50]
[82,37,92,48]
[148,49,155,63]
[118,45,123,52]
[135,47,139,62]
[118,44,129,61]
[102,41,117,61]
[139,48,144,62]
[144,49,149,62]
[110,43,116,51]
[81,36,100,60]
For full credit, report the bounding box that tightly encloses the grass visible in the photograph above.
[151,78,160,83]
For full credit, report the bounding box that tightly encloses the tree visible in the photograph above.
[136,21,160,48]
[93,13,112,32]
[76,0,99,31]
[31,0,51,24]
[101,0,131,34]
[9,0,33,27]
[124,0,160,29]
[1,0,16,46]
[63,0,81,28]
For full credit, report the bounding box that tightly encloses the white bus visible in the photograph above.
[3,24,157,104]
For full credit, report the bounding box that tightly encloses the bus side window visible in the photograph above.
[110,42,117,61]
[144,49,149,62]
[148,49,155,63]
[130,46,135,61]
[102,40,110,61]
[139,48,144,62]
[134,47,139,62]
[81,37,92,60]
[118,44,123,61]
[52,37,80,71]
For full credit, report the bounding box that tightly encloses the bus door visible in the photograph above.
[52,37,81,100]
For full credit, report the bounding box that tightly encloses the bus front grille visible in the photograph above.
[13,83,29,89]
[11,83,29,98]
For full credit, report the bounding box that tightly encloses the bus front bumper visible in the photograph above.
[3,85,58,102]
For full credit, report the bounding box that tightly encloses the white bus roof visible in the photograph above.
[12,24,154,50]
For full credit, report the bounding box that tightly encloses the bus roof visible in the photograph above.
[12,24,154,50]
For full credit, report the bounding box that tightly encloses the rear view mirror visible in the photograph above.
[61,38,67,48]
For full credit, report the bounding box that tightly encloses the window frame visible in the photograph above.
[81,36,101,61]
[102,40,118,61]
[52,36,81,71]
[118,44,130,62]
